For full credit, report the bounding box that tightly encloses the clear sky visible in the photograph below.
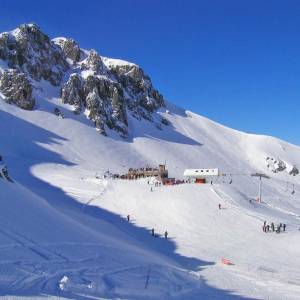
[1,0,299,145]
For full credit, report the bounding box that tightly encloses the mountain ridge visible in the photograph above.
[0,23,166,137]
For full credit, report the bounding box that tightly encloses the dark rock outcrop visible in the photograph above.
[266,157,286,173]
[289,166,299,176]
[81,49,104,73]
[61,74,128,136]
[0,23,68,85]
[0,23,166,136]
[54,38,81,63]
[61,73,83,113]
[109,63,164,121]
[0,69,35,110]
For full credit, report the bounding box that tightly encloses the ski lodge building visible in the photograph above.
[183,168,219,183]
[122,164,169,181]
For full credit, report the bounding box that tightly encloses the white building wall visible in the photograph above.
[183,168,219,178]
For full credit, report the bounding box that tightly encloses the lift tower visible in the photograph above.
[251,173,270,203]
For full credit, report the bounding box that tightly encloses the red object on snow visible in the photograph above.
[221,258,233,265]
[195,178,206,184]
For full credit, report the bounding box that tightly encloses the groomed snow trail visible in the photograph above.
[0,89,300,299]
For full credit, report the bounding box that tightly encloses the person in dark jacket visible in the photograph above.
[283,224,286,231]
[276,225,281,233]
[151,228,155,236]
[262,221,267,232]
[271,222,275,232]
[127,215,130,222]
[164,231,168,239]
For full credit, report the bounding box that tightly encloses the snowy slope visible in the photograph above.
[0,65,300,299]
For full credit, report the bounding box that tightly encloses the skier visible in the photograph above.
[151,228,155,237]
[54,107,60,116]
[262,224,266,232]
[276,225,281,233]
[164,231,168,239]
[218,204,221,210]
[127,215,130,222]
[283,224,286,231]
[266,225,270,232]
[271,222,275,232]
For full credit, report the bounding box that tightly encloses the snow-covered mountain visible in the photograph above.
[0,24,300,299]
[0,23,165,137]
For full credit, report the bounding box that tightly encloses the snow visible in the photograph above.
[102,56,137,68]
[0,59,9,71]
[52,37,68,43]
[0,87,300,299]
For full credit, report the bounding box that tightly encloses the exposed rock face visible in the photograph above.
[109,64,164,121]
[0,23,166,136]
[61,74,128,136]
[61,73,83,113]
[266,157,286,173]
[0,23,68,86]
[54,38,81,63]
[0,69,35,110]
[81,50,104,73]
[288,166,299,176]
[266,156,298,177]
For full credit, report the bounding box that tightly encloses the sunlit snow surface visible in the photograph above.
[0,83,300,299]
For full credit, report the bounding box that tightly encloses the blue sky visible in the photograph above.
[1,0,300,145]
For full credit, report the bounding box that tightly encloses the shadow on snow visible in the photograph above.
[0,110,255,300]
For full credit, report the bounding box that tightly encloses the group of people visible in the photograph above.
[126,215,168,239]
[54,107,65,118]
[151,228,168,239]
[147,181,162,188]
[262,221,286,233]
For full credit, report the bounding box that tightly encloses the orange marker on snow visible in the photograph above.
[221,258,233,265]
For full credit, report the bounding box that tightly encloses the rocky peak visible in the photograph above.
[0,24,167,138]
[0,23,68,86]
[53,37,81,63]
[81,49,104,73]
[108,62,165,120]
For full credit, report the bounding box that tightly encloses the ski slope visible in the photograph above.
[0,83,300,299]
